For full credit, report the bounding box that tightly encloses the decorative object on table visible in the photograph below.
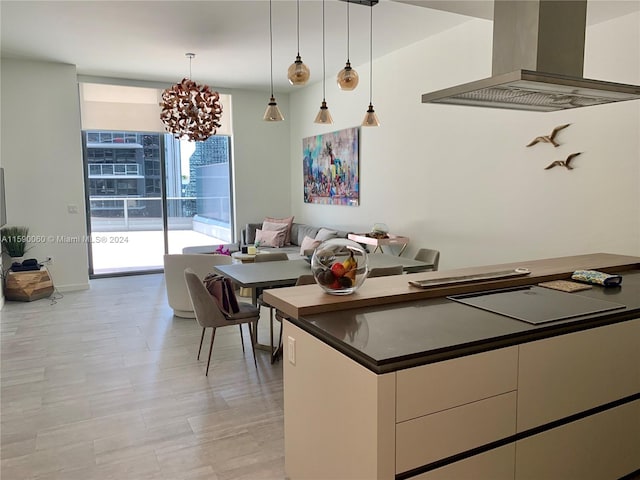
[1,225,30,260]
[287,0,310,86]
[544,152,581,170]
[571,270,623,287]
[160,53,223,142]
[303,127,359,206]
[368,223,389,239]
[214,244,231,256]
[311,238,369,295]
[526,123,570,147]
[538,280,592,292]
[336,0,359,91]
[263,0,284,122]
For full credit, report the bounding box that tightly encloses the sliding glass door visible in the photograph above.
[82,130,233,276]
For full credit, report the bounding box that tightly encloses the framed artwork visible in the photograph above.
[303,127,359,206]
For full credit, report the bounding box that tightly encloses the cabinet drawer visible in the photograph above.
[397,346,518,422]
[515,400,640,480]
[396,391,517,474]
[518,319,640,431]
[410,444,515,480]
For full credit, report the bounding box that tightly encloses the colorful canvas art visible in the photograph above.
[303,127,359,206]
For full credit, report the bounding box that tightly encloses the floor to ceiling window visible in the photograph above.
[79,82,234,276]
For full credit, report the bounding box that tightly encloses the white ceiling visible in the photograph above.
[1,0,638,93]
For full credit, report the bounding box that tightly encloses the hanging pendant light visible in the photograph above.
[336,1,359,91]
[160,53,223,142]
[287,0,310,86]
[314,0,333,124]
[362,4,380,127]
[264,0,284,122]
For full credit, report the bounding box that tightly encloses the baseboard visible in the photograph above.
[56,283,90,293]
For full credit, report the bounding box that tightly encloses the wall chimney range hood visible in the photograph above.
[422,0,640,112]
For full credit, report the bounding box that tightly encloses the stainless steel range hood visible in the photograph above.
[422,0,640,112]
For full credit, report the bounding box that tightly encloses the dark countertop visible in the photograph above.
[289,269,640,374]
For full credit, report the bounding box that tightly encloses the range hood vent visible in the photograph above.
[422,0,640,111]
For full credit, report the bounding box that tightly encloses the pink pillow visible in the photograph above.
[263,216,294,245]
[255,228,286,248]
[299,235,321,255]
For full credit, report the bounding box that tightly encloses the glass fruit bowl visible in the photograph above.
[311,239,369,295]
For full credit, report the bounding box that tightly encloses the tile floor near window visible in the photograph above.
[0,274,285,480]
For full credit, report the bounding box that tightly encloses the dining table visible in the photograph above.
[213,253,433,306]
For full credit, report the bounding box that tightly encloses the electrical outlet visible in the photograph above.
[287,336,296,365]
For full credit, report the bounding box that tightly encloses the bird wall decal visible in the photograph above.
[526,123,570,147]
[544,152,582,170]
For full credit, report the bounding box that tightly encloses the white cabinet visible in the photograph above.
[515,400,640,480]
[412,445,515,480]
[518,319,640,431]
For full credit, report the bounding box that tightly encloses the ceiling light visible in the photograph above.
[264,0,284,122]
[337,1,359,91]
[314,0,333,124]
[362,5,380,127]
[160,53,223,141]
[287,0,310,86]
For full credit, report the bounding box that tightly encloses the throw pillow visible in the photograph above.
[255,228,286,248]
[262,221,289,234]
[263,216,294,245]
[299,235,322,256]
[315,228,338,242]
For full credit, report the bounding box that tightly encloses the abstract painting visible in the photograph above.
[303,127,359,206]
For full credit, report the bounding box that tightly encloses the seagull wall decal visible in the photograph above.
[527,123,571,148]
[544,152,582,170]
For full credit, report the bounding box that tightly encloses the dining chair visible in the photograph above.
[272,274,317,363]
[368,265,404,278]
[414,248,440,271]
[184,268,260,376]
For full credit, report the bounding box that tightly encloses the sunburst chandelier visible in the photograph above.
[160,53,222,142]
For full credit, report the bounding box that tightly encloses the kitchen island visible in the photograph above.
[263,253,640,480]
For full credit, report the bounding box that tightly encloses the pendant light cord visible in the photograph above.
[269,0,274,97]
[368,5,373,104]
[296,0,301,56]
[322,0,326,101]
[346,2,350,63]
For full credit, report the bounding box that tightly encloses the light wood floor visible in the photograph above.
[1,274,285,480]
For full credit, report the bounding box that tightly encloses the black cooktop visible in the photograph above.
[448,285,627,325]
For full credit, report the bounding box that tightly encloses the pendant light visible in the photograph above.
[314,0,333,124]
[362,3,380,127]
[287,0,310,86]
[160,53,223,141]
[336,1,359,91]
[263,0,284,122]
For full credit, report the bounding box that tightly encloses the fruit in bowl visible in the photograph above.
[311,239,369,295]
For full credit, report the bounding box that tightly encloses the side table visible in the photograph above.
[347,233,410,256]
[4,267,54,301]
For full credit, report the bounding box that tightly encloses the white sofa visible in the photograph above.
[163,253,233,318]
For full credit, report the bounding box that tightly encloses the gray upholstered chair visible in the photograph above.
[368,265,404,278]
[414,248,440,272]
[184,268,260,376]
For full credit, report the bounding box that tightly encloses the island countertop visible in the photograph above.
[267,253,640,374]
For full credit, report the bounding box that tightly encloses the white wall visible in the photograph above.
[288,13,640,269]
[1,59,90,291]
[0,60,292,291]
